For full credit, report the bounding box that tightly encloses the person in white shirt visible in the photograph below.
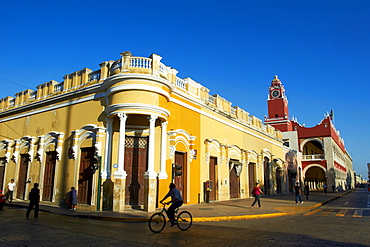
[160,183,183,226]
[7,179,16,203]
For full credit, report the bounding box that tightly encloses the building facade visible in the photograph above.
[265,76,354,191]
[0,52,294,212]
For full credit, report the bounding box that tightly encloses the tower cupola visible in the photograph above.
[265,75,292,132]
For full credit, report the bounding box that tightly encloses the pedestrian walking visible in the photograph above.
[323,183,328,194]
[6,179,15,203]
[250,183,263,209]
[0,190,6,210]
[304,183,309,200]
[294,182,303,204]
[26,183,40,219]
[69,187,78,211]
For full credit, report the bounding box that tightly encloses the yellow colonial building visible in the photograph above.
[0,52,299,212]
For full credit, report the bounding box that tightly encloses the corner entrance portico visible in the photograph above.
[102,112,168,212]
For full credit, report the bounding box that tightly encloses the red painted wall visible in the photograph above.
[292,117,346,152]
[302,160,327,170]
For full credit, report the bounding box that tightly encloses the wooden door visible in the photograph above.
[174,152,186,200]
[263,157,270,195]
[209,157,217,201]
[248,163,255,197]
[229,165,240,199]
[276,168,282,194]
[0,158,5,191]
[78,147,94,205]
[42,151,56,201]
[17,154,29,200]
[124,137,147,206]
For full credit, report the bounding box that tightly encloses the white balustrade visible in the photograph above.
[130,57,152,69]
[231,107,236,115]
[175,77,186,89]
[29,91,37,100]
[9,98,15,107]
[303,154,325,160]
[54,82,64,93]
[88,70,101,82]
[208,95,215,104]
[110,59,122,73]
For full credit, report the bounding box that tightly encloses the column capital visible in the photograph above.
[117,112,128,120]
[148,115,158,123]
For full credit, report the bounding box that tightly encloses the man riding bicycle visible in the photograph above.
[160,183,183,226]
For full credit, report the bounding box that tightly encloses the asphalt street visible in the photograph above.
[0,189,369,246]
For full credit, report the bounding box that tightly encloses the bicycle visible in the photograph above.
[148,202,193,233]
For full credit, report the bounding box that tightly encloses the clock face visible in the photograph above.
[272,90,280,97]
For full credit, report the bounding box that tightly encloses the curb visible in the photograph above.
[192,212,296,222]
[307,189,354,212]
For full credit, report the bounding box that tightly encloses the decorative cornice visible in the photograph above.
[106,84,171,100]
[103,73,174,92]
[0,83,102,121]
[0,93,97,123]
[106,103,170,118]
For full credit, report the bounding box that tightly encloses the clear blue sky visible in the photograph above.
[1,1,369,178]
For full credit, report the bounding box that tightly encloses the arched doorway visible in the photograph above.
[305,166,326,190]
[229,160,241,199]
[276,167,282,194]
[78,147,94,205]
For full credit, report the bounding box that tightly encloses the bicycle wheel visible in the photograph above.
[177,211,192,231]
[148,213,166,233]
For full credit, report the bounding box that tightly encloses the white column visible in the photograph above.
[158,121,168,179]
[102,117,113,179]
[114,113,128,179]
[145,115,158,179]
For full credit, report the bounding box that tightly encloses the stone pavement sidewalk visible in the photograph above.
[4,190,353,222]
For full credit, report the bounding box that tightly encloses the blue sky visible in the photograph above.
[1,1,369,178]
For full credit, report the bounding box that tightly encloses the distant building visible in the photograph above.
[265,76,354,191]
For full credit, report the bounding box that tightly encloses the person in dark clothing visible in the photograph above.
[323,183,328,194]
[0,190,6,209]
[69,187,78,211]
[294,182,303,204]
[160,183,183,226]
[26,183,40,219]
[304,183,310,200]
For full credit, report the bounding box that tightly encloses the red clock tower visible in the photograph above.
[265,75,293,131]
